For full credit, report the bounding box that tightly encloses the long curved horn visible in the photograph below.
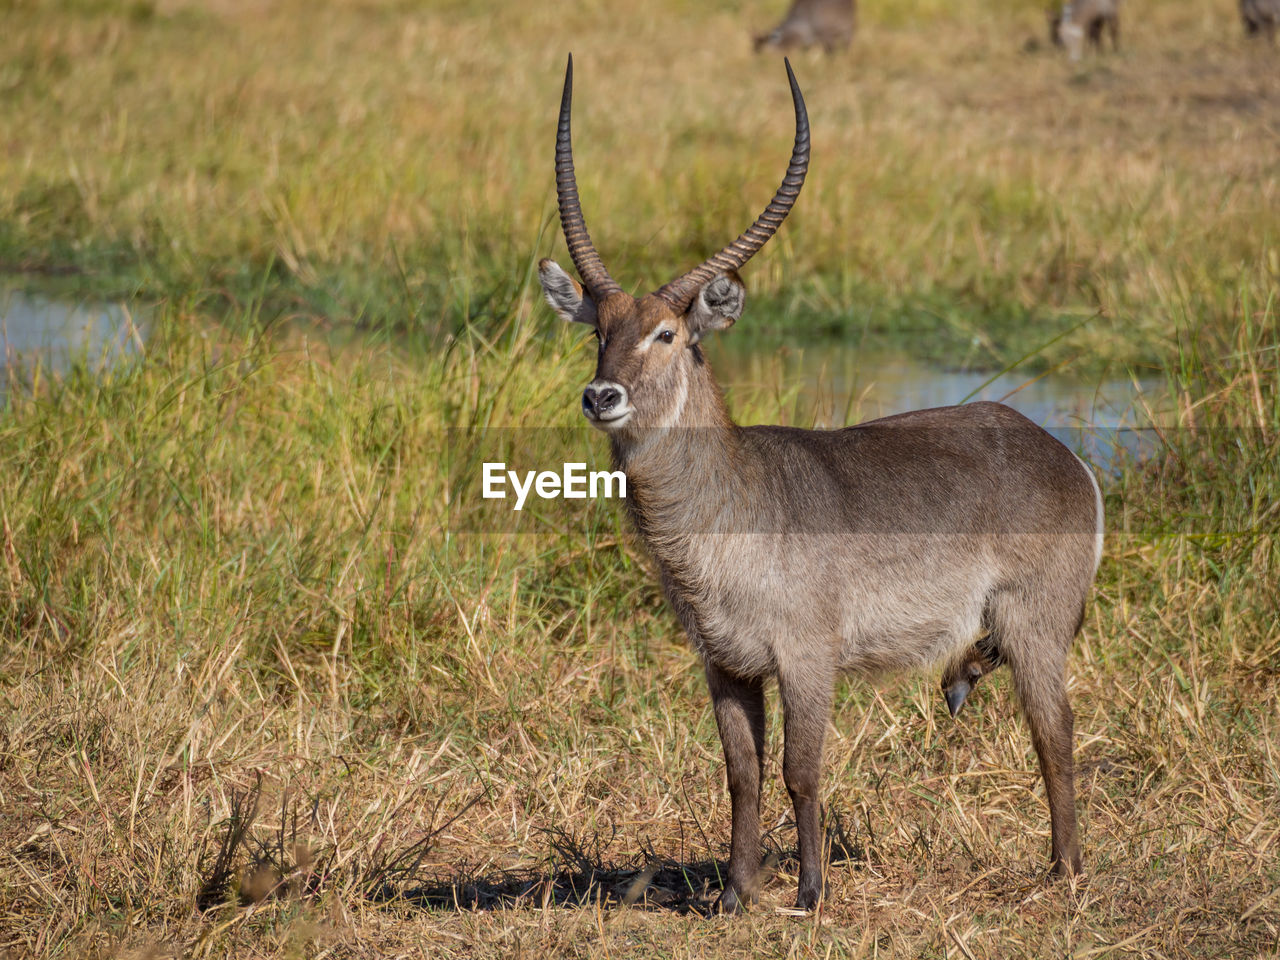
[555,54,623,300]
[654,59,810,311]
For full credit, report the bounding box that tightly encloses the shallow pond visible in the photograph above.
[715,335,1161,470]
[0,287,1160,469]
[0,287,143,392]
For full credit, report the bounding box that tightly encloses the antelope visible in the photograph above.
[754,0,856,54]
[1241,0,1279,41]
[1049,0,1120,60]
[538,55,1103,913]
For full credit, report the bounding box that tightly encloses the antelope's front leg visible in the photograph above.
[705,660,767,914]
[778,667,834,910]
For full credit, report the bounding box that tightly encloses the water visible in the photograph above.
[716,337,1162,471]
[0,288,143,393]
[0,286,1162,468]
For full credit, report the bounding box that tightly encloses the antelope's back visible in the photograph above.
[739,401,1097,540]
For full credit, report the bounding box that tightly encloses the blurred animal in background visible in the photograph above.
[1240,0,1279,41]
[754,0,856,53]
[1048,0,1120,60]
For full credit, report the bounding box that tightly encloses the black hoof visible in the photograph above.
[715,885,750,915]
[795,877,826,911]
[1049,854,1083,879]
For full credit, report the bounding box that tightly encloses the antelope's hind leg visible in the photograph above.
[706,661,767,913]
[995,593,1085,877]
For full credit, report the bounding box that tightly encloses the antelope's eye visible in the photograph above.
[657,330,675,344]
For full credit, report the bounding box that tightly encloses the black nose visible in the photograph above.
[583,385,621,417]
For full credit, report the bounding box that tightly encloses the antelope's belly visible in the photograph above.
[677,533,996,679]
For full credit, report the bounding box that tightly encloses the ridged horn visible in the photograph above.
[654,59,810,311]
[555,54,623,300]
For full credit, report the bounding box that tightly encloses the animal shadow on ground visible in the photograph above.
[195,781,864,916]
[394,813,865,916]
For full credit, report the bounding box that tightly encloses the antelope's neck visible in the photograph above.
[608,360,742,547]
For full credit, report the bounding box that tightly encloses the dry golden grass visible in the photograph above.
[0,307,1276,957]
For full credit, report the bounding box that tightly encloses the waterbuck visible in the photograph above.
[538,56,1103,913]
[1241,0,1279,41]
[754,0,856,54]
[1049,0,1120,60]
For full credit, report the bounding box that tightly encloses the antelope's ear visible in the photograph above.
[539,259,598,326]
[686,272,745,344]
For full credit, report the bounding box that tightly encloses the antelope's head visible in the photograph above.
[538,55,809,433]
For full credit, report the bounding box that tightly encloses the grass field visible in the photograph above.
[1,0,1279,957]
